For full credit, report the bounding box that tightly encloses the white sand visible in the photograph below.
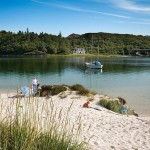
[1,91,150,150]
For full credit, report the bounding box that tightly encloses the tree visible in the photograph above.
[58,31,62,38]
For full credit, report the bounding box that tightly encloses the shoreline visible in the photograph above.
[1,91,150,150]
[0,53,130,58]
[0,90,149,117]
[0,90,149,118]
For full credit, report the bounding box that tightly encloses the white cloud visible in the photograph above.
[31,0,130,19]
[109,0,150,12]
[113,19,150,25]
[131,21,150,25]
[57,4,130,19]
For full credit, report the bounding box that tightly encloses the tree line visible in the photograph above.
[0,29,150,55]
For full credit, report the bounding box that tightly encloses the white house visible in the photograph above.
[73,48,85,54]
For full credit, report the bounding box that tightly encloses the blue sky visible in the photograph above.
[0,0,150,37]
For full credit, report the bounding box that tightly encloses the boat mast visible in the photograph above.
[91,35,93,55]
[97,44,99,61]
[90,35,93,62]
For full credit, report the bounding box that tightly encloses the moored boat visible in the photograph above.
[85,61,103,69]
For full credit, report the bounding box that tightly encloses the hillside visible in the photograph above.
[0,30,150,55]
[68,32,150,55]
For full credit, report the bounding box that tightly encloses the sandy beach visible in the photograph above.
[1,91,150,150]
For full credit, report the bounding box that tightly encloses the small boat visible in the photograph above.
[85,35,103,69]
[85,61,103,69]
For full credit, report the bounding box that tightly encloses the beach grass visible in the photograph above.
[0,120,86,150]
[0,96,88,150]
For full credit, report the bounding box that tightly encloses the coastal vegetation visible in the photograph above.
[0,120,86,150]
[99,99,122,114]
[40,84,93,97]
[70,84,90,96]
[39,84,138,116]
[0,29,150,55]
[99,98,138,116]
[0,95,87,150]
[40,84,68,96]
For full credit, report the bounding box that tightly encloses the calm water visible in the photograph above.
[0,56,150,116]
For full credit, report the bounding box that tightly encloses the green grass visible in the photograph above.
[99,99,122,114]
[99,99,137,116]
[0,120,86,150]
[0,96,88,150]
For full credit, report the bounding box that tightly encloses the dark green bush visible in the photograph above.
[98,99,108,108]
[99,99,139,116]
[40,85,67,96]
[70,84,90,96]
[70,84,85,91]
[99,99,122,113]
[51,85,67,95]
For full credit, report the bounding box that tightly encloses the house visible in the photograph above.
[73,48,85,54]
[132,49,150,56]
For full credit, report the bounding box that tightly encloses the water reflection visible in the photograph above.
[85,68,103,74]
[0,56,149,75]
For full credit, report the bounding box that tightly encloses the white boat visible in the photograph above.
[85,61,103,69]
[85,36,103,69]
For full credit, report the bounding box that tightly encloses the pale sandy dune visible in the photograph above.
[1,92,150,150]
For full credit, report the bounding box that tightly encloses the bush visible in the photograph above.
[40,85,67,96]
[70,84,90,96]
[99,99,122,113]
[98,99,108,108]
[99,99,139,116]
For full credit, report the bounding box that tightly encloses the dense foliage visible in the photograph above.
[99,99,122,114]
[68,33,150,55]
[0,29,71,55]
[0,29,150,55]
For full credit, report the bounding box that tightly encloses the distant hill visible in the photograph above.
[67,32,150,55]
[67,33,80,38]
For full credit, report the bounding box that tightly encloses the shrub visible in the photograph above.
[99,99,122,113]
[70,84,85,91]
[99,99,139,116]
[70,84,90,96]
[40,85,67,96]
[99,99,108,108]
[51,85,67,95]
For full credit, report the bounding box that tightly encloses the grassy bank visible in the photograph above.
[98,98,138,116]
[0,96,88,150]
